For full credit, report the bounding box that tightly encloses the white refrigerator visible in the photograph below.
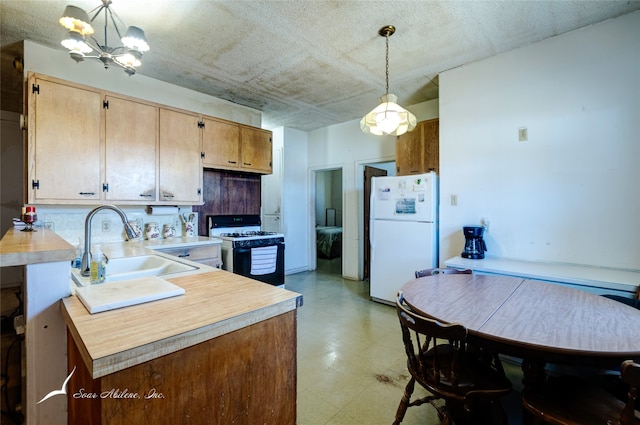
[369,172,438,304]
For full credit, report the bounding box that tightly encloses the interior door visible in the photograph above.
[363,166,388,281]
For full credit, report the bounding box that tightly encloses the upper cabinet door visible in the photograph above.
[201,117,240,170]
[28,75,102,203]
[395,119,439,176]
[104,95,158,202]
[240,126,272,174]
[159,108,203,204]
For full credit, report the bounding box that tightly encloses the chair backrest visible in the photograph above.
[396,291,468,389]
[415,267,472,278]
[620,360,640,425]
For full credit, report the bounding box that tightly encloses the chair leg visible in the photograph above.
[393,377,416,425]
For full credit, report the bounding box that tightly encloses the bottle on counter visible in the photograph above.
[73,237,83,269]
[90,246,106,284]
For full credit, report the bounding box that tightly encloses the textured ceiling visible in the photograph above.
[2,1,639,131]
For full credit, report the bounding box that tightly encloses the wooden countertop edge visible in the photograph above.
[62,269,303,379]
[65,296,300,379]
[0,228,74,267]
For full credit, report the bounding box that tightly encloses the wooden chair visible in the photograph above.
[393,291,512,425]
[521,360,640,425]
[415,267,472,278]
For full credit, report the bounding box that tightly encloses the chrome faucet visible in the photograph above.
[81,205,137,276]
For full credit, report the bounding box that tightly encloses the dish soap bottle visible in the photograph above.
[90,246,106,284]
[73,237,83,269]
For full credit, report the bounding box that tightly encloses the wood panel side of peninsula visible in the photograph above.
[67,311,297,425]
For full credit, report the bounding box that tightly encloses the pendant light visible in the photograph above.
[360,25,416,136]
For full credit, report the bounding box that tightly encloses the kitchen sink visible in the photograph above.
[71,254,198,287]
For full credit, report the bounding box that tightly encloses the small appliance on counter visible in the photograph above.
[461,225,487,259]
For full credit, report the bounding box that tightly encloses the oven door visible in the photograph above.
[232,241,285,286]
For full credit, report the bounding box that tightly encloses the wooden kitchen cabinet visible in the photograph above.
[27,74,102,203]
[241,125,272,174]
[104,94,158,202]
[156,243,222,268]
[396,118,439,175]
[159,108,203,204]
[201,116,240,169]
[201,117,272,175]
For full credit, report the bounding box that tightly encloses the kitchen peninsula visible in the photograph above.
[1,228,303,425]
[63,268,302,425]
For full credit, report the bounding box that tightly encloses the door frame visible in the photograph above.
[308,165,345,272]
[355,159,395,280]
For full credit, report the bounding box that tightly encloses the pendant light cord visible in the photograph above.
[384,34,390,96]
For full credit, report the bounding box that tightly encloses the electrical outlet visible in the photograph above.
[450,194,458,206]
[102,220,111,232]
[518,127,528,142]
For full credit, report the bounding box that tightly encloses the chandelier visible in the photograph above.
[58,0,149,76]
[360,25,416,136]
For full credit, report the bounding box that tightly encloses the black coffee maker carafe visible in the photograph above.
[461,225,487,259]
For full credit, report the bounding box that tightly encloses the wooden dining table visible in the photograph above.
[401,274,640,381]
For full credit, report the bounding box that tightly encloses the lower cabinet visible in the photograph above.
[155,243,222,268]
[66,311,297,425]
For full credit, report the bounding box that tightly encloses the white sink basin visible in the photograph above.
[71,254,198,287]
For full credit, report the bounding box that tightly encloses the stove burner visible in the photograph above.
[219,231,278,238]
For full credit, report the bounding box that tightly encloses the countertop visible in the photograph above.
[0,228,75,267]
[445,256,639,294]
[62,242,302,378]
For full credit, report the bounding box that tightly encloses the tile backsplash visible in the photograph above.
[33,206,197,247]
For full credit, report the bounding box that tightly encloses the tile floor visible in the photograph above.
[287,258,525,425]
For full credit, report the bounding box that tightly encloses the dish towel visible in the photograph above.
[250,245,278,275]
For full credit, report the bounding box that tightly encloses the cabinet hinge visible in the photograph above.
[201,152,205,159]
[32,180,40,190]
[102,183,109,192]
[198,121,205,129]
[103,100,109,109]
[32,84,40,94]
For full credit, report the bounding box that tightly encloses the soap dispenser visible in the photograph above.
[90,246,106,284]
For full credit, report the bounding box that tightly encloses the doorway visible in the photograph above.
[314,168,343,275]
[363,166,388,280]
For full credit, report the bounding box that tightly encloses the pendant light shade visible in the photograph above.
[361,25,416,136]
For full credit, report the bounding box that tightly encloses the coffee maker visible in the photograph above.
[461,225,487,259]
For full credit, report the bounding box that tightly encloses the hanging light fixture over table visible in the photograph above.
[58,0,149,76]
[360,25,416,136]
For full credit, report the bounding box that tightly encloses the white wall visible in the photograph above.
[306,100,439,279]
[23,41,261,127]
[281,127,309,275]
[439,11,640,269]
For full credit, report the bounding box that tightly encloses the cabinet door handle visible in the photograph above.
[228,161,237,164]
[139,194,153,197]
[79,192,96,196]
[177,253,190,258]
[243,162,252,166]
[162,194,175,199]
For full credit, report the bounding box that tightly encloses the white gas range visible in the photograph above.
[208,215,285,287]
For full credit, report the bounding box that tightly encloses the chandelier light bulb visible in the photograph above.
[61,31,92,54]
